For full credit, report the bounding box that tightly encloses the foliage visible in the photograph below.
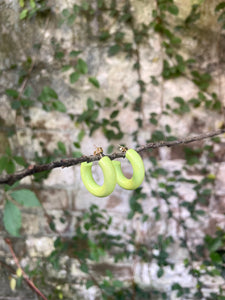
[0,0,225,299]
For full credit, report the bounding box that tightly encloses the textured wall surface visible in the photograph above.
[0,0,225,299]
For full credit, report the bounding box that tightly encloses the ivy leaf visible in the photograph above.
[5,89,19,99]
[87,97,94,110]
[157,268,164,278]
[10,189,41,207]
[76,59,88,74]
[61,65,71,72]
[52,101,67,113]
[99,30,111,41]
[215,2,225,11]
[20,9,28,20]
[62,9,70,17]
[168,4,179,15]
[13,156,27,167]
[80,263,89,273]
[5,160,16,174]
[210,252,222,264]
[43,86,58,99]
[78,129,85,142]
[113,280,123,288]
[70,72,80,83]
[108,44,121,56]
[3,201,22,236]
[151,76,159,86]
[86,280,94,289]
[110,110,119,119]
[39,86,58,102]
[19,0,25,7]
[70,50,82,57]
[57,141,66,155]
[72,151,82,158]
[30,0,36,9]
[0,156,7,173]
[88,77,100,88]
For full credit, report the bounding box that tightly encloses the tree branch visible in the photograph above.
[4,238,48,300]
[0,129,224,186]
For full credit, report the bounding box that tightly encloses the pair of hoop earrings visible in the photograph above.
[80,149,145,197]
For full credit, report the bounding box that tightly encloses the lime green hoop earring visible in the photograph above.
[80,156,116,197]
[112,149,145,190]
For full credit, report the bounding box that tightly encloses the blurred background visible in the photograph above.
[0,0,225,299]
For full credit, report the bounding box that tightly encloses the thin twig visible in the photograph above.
[0,129,224,186]
[4,238,48,300]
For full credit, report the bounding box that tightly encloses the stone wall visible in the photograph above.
[0,0,225,299]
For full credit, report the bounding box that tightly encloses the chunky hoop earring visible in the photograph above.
[80,156,116,197]
[112,149,145,190]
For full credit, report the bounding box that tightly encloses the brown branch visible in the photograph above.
[4,238,48,300]
[0,129,224,186]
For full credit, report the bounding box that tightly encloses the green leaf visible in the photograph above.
[107,145,114,154]
[10,189,41,207]
[39,86,58,102]
[20,9,28,20]
[165,124,171,133]
[76,59,88,74]
[3,200,21,236]
[174,97,185,105]
[149,116,158,125]
[44,86,58,99]
[87,98,94,110]
[78,129,85,142]
[151,76,159,86]
[30,0,36,9]
[69,50,82,57]
[20,98,32,108]
[108,44,121,56]
[142,214,149,222]
[113,280,123,288]
[55,51,64,60]
[72,151,82,158]
[205,235,222,252]
[168,4,179,15]
[80,263,89,273]
[0,156,7,173]
[5,89,19,99]
[5,160,16,174]
[157,268,164,278]
[151,130,165,142]
[19,0,24,7]
[70,72,80,83]
[210,252,222,264]
[73,142,80,148]
[88,77,100,88]
[99,30,111,41]
[13,156,26,167]
[52,101,67,113]
[24,86,33,97]
[57,141,66,155]
[110,110,119,119]
[195,209,205,216]
[62,9,70,17]
[215,2,225,11]
[61,65,71,72]
[86,280,94,289]
[67,14,76,25]
[4,181,20,192]
[6,147,12,156]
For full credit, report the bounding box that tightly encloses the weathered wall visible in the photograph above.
[0,0,225,299]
